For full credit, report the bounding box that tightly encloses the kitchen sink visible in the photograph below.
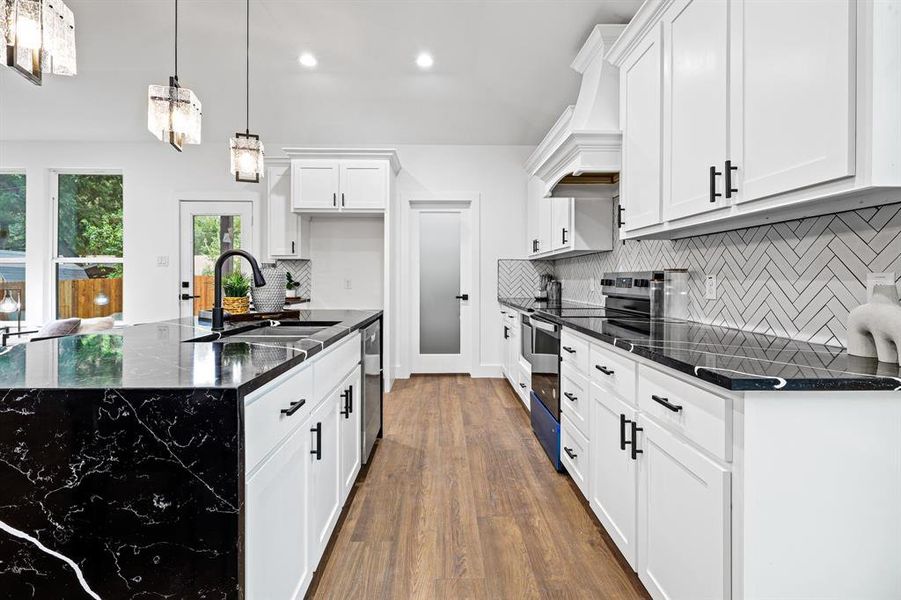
[185,321,340,343]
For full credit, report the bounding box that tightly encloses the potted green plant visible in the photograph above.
[222,271,251,315]
[285,272,301,299]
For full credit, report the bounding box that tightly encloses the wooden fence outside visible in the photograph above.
[57,277,123,319]
[194,275,216,315]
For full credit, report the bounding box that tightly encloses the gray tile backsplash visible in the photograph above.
[504,202,901,347]
[498,259,555,298]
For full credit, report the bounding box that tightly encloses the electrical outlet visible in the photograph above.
[867,272,895,300]
[156,255,169,267]
[704,275,717,300]
[589,278,595,292]
[344,278,352,290]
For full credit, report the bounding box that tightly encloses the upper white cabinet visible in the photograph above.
[527,194,615,259]
[267,162,309,260]
[609,0,900,238]
[286,149,400,214]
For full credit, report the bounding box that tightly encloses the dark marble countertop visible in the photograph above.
[499,297,901,392]
[0,309,381,393]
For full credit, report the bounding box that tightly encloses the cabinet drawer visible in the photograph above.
[561,329,590,376]
[590,343,637,405]
[517,364,531,408]
[637,365,732,461]
[561,415,591,500]
[245,364,314,474]
[313,332,361,401]
[560,366,589,439]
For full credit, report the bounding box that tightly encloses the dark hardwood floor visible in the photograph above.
[309,374,650,599]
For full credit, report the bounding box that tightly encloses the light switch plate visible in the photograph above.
[704,275,717,300]
[867,272,895,300]
[344,279,352,290]
[156,255,169,267]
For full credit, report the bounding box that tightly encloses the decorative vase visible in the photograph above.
[286,288,298,299]
[847,284,901,364]
[250,265,287,313]
[223,296,250,315]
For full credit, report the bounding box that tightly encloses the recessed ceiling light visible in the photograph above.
[298,53,317,68]
[416,52,434,69]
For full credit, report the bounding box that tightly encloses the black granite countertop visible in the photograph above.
[0,309,381,393]
[500,297,901,392]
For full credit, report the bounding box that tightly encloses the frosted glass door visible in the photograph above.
[418,211,461,355]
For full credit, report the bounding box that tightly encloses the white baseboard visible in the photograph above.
[471,363,503,378]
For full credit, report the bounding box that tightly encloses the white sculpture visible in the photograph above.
[847,284,901,364]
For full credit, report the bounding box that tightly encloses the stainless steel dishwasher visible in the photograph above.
[361,318,383,464]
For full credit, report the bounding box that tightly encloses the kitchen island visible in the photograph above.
[0,309,381,599]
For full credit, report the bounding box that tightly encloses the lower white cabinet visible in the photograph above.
[338,366,362,502]
[637,416,730,600]
[560,415,590,499]
[245,423,311,600]
[590,382,638,569]
[307,386,342,566]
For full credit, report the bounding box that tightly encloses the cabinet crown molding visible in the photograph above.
[606,0,674,66]
[281,147,402,174]
[571,24,628,74]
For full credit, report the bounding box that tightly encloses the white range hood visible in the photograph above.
[524,25,626,196]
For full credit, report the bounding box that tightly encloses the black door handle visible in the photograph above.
[503,326,509,339]
[620,414,630,451]
[532,239,538,253]
[310,422,322,460]
[281,398,306,416]
[595,365,614,376]
[617,205,625,228]
[630,421,643,460]
[291,241,295,254]
[341,192,345,207]
[519,382,527,389]
[562,228,568,245]
[180,293,199,300]
[651,394,683,412]
[456,294,469,300]
[725,160,738,198]
[563,391,577,402]
[348,385,353,413]
[333,192,337,207]
[709,165,722,203]
[564,447,578,460]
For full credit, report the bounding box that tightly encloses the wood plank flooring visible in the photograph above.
[309,374,650,599]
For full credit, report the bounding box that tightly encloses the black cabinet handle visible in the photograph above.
[456,294,469,300]
[564,447,578,460]
[333,192,337,207]
[291,241,295,254]
[348,385,353,413]
[341,192,345,207]
[562,228,568,245]
[180,293,200,300]
[562,346,576,354]
[595,365,614,376]
[709,166,722,203]
[630,421,643,460]
[725,160,738,198]
[503,326,509,340]
[310,422,322,460]
[620,414,629,451]
[563,391,577,402]
[519,382,527,389]
[651,394,683,413]
[532,239,538,253]
[617,205,625,228]
[281,398,306,416]
[340,391,349,418]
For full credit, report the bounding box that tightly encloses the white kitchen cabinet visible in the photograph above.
[619,25,662,233]
[245,423,311,600]
[537,197,554,256]
[732,0,855,203]
[339,161,388,210]
[590,381,638,569]
[637,416,730,600]
[267,162,310,260]
[662,0,730,221]
[307,387,341,566]
[529,195,615,259]
[338,366,362,503]
[560,414,591,500]
[292,160,340,210]
[551,196,572,251]
[526,176,543,255]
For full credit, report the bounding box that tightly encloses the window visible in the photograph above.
[0,172,26,323]
[53,173,124,320]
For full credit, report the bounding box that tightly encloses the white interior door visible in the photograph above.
[179,201,254,320]
[410,202,473,373]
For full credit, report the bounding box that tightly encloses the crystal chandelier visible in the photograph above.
[2,0,77,85]
[229,0,264,183]
[147,0,202,151]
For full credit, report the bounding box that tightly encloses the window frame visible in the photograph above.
[0,169,27,326]
[50,169,125,322]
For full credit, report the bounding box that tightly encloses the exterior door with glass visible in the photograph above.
[179,201,254,320]
[410,202,473,373]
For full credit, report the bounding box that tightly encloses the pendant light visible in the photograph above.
[229,0,264,183]
[2,0,77,85]
[147,0,202,152]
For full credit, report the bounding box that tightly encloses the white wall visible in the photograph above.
[308,216,384,310]
[0,140,529,375]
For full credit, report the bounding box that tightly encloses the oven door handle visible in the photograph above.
[530,317,557,333]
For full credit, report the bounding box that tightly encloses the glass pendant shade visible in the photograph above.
[0,290,20,313]
[230,132,264,183]
[2,0,76,84]
[147,76,202,151]
[40,0,76,76]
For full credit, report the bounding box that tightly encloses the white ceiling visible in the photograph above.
[0,0,641,146]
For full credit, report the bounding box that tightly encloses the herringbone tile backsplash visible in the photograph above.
[514,203,901,347]
[498,259,555,298]
[276,259,312,299]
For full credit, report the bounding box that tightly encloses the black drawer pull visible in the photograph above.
[564,447,578,460]
[519,383,527,389]
[503,326,509,340]
[310,422,322,460]
[563,392,578,402]
[630,421,643,460]
[562,346,576,354]
[281,398,306,416]
[651,394,683,413]
[595,365,614,376]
